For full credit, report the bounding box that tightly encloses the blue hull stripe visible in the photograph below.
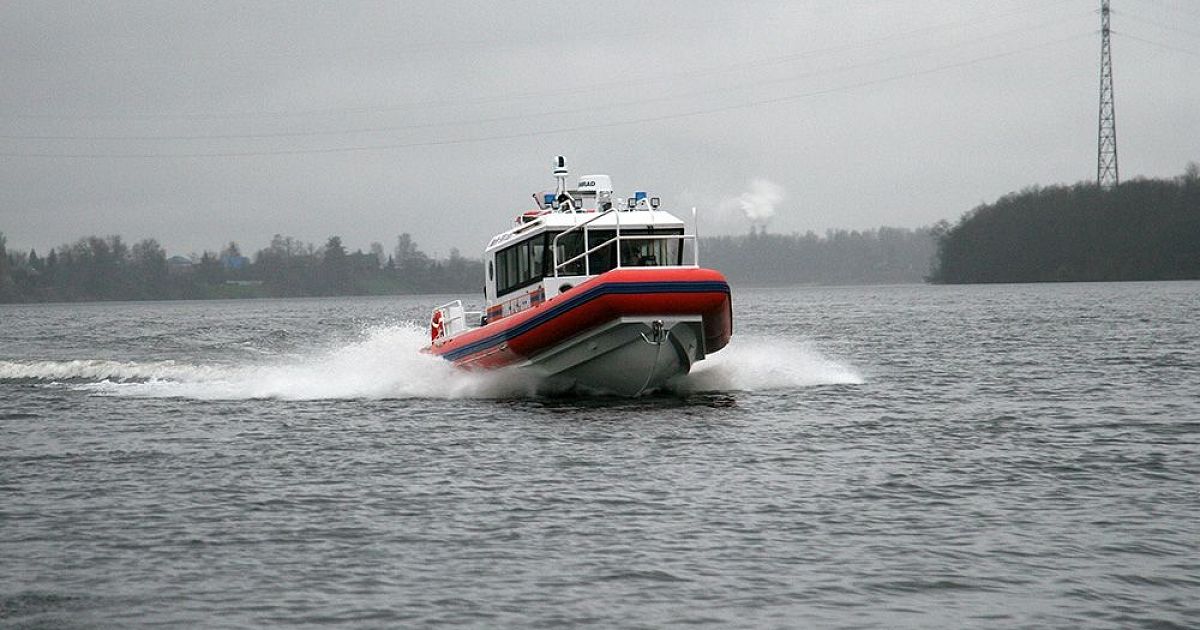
[442,279,730,363]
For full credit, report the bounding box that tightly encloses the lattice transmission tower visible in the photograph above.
[1097,0,1119,189]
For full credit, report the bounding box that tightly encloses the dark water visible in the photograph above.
[2,283,1198,629]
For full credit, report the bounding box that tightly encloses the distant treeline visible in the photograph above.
[701,227,937,286]
[0,225,940,303]
[930,166,1200,283]
[0,232,481,303]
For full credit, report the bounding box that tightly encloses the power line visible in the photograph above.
[1114,11,1200,40]
[1117,31,1200,57]
[0,12,1092,143]
[0,0,1080,123]
[0,33,1092,160]
[1125,0,1200,21]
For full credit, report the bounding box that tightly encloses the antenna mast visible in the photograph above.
[1097,0,1119,189]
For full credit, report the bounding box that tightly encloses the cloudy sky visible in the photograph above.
[1,0,1196,258]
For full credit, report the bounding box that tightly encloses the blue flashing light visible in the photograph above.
[544,193,555,205]
[634,191,647,201]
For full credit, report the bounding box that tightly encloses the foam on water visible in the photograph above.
[0,358,226,382]
[0,325,861,400]
[672,337,863,392]
[1,324,537,400]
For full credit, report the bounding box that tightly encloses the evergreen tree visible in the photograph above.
[130,238,169,298]
[0,232,14,301]
[320,235,350,294]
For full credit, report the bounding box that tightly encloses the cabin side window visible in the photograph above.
[498,247,518,292]
[496,233,550,296]
[531,238,548,278]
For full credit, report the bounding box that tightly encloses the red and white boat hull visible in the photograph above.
[428,267,732,395]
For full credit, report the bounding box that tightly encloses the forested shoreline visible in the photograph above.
[930,166,1200,284]
[701,227,936,286]
[8,162,1197,304]
[0,233,481,303]
[0,226,937,303]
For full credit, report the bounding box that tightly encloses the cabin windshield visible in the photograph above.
[619,232,682,268]
[551,227,685,277]
[495,227,688,297]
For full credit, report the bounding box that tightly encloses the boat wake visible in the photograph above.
[671,337,864,393]
[0,325,861,400]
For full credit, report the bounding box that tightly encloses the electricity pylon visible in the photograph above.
[1097,0,1119,189]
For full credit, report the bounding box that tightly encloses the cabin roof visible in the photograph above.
[485,209,686,253]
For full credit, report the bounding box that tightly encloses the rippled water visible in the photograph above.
[2,283,1198,628]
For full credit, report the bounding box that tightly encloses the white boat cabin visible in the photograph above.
[431,158,701,339]
[468,157,699,327]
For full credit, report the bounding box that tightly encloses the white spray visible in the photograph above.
[1,326,861,400]
[670,337,863,393]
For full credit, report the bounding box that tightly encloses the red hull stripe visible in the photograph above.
[439,279,730,364]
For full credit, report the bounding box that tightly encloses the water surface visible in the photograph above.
[2,283,1198,628]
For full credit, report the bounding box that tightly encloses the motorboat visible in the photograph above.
[426,156,732,396]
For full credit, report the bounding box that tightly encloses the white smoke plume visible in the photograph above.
[709,178,786,234]
[737,178,785,224]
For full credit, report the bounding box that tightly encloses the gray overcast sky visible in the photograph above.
[1,0,1197,258]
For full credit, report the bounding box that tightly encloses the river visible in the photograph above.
[2,282,1197,628]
